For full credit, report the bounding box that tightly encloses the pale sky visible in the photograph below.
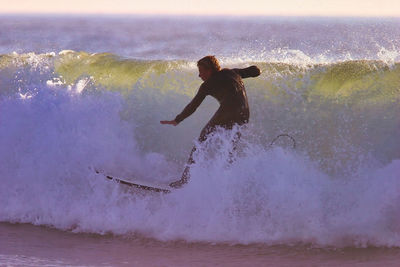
[0,0,399,17]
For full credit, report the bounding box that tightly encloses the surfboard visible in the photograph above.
[94,170,172,193]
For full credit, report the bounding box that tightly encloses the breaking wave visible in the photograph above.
[0,51,399,247]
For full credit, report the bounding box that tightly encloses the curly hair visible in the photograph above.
[197,56,221,73]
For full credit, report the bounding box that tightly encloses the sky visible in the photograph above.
[0,0,399,17]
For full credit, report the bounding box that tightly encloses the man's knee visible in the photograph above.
[198,124,215,142]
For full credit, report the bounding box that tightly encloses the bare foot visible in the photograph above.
[169,179,186,188]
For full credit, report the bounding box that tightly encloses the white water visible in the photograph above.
[0,16,399,250]
[0,77,399,247]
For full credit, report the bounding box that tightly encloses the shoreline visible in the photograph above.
[1,222,400,266]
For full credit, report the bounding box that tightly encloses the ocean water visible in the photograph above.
[0,15,400,266]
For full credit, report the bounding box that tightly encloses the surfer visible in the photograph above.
[160,56,261,188]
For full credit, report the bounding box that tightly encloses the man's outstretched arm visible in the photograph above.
[160,85,207,125]
[233,65,261,79]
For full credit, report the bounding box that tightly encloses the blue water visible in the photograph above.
[0,16,399,253]
[1,15,399,60]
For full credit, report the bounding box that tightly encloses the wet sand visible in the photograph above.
[1,223,400,266]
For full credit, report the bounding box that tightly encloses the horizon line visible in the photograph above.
[0,12,399,19]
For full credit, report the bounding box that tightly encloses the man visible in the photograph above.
[160,56,261,188]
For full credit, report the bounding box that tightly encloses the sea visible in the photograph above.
[0,15,399,266]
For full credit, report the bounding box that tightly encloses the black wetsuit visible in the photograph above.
[171,66,261,187]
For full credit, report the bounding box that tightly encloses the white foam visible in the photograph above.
[0,89,399,247]
[0,52,399,247]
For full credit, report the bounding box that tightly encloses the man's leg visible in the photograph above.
[227,130,241,164]
[169,146,195,188]
[169,124,215,188]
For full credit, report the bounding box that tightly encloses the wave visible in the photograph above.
[0,51,399,247]
[2,50,399,102]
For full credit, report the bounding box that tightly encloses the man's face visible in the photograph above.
[198,65,212,81]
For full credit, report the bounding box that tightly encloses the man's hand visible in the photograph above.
[160,120,178,126]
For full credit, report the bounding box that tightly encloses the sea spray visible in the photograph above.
[0,51,399,247]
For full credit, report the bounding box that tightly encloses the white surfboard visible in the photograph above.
[95,170,172,193]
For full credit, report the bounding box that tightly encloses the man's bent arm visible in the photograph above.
[174,86,207,124]
[233,66,261,79]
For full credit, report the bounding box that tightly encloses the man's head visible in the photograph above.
[197,56,221,81]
